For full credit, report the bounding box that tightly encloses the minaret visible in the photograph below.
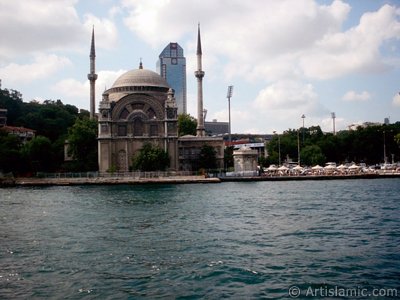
[88,27,98,119]
[195,23,205,137]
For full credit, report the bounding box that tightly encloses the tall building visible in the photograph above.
[157,43,187,114]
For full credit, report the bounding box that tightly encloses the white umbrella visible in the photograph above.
[337,164,348,170]
[278,165,289,171]
[324,165,336,171]
[349,164,360,170]
[312,165,323,170]
[267,165,278,171]
[293,165,303,171]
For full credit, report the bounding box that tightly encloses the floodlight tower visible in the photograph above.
[301,114,305,143]
[331,112,336,135]
[227,85,234,144]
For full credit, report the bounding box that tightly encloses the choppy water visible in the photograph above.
[1,179,400,299]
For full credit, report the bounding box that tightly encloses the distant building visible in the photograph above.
[2,126,35,143]
[178,135,224,171]
[205,119,229,136]
[348,122,382,130]
[157,43,187,114]
[0,109,35,143]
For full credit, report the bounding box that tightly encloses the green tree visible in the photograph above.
[23,136,53,172]
[199,144,217,170]
[67,117,98,171]
[267,130,298,164]
[258,156,268,168]
[0,129,24,173]
[178,113,197,136]
[300,145,326,166]
[396,133,400,148]
[132,143,170,171]
[224,146,234,170]
[17,99,77,141]
[0,88,23,124]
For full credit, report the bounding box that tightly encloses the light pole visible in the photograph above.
[301,114,305,143]
[331,112,336,135]
[273,131,281,167]
[297,129,300,166]
[227,85,233,144]
[383,130,387,164]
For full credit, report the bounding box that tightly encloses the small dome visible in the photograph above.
[112,69,169,89]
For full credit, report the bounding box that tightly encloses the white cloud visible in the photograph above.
[83,14,118,50]
[300,4,400,79]
[211,109,250,123]
[320,115,346,132]
[242,80,335,133]
[0,54,71,83]
[53,69,126,109]
[53,78,88,99]
[392,93,400,107]
[342,90,371,101]
[109,6,123,19]
[0,0,118,60]
[253,80,318,111]
[0,0,83,59]
[120,0,400,82]
[122,0,166,48]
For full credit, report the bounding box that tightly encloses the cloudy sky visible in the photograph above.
[1,0,400,134]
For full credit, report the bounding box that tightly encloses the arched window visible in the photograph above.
[147,108,156,119]
[119,108,129,119]
[133,118,144,136]
[118,125,127,136]
[150,125,158,136]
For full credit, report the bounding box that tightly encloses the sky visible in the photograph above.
[0,0,400,134]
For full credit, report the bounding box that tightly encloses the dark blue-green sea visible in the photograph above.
[1,179,399,299]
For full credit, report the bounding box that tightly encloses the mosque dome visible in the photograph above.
[112,68,169,89]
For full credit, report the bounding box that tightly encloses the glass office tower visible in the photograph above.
[157,43,187,114]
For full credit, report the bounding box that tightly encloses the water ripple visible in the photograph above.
[0,179,399,298]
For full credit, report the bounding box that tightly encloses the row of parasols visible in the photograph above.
[263,163,365,174]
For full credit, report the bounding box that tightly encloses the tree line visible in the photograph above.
[263,124,400,167]
[1,86,399,174]
[0,90,215,175]
[0,87,97,174]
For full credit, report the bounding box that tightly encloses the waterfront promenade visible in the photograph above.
[11,175,220,186]
[1,171,399,187]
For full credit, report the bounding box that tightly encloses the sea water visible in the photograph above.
[1,179,399,299]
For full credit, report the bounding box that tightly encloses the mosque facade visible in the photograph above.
[91,26,224,172]
[97,63,179,172]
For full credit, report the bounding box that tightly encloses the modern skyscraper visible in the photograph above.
[157,42,187,114]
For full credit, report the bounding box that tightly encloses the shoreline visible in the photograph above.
[220,173,400,182]
[1,173,399,187]
[10,176,220,187]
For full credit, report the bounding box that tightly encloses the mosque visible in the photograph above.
[88,26,224,172]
